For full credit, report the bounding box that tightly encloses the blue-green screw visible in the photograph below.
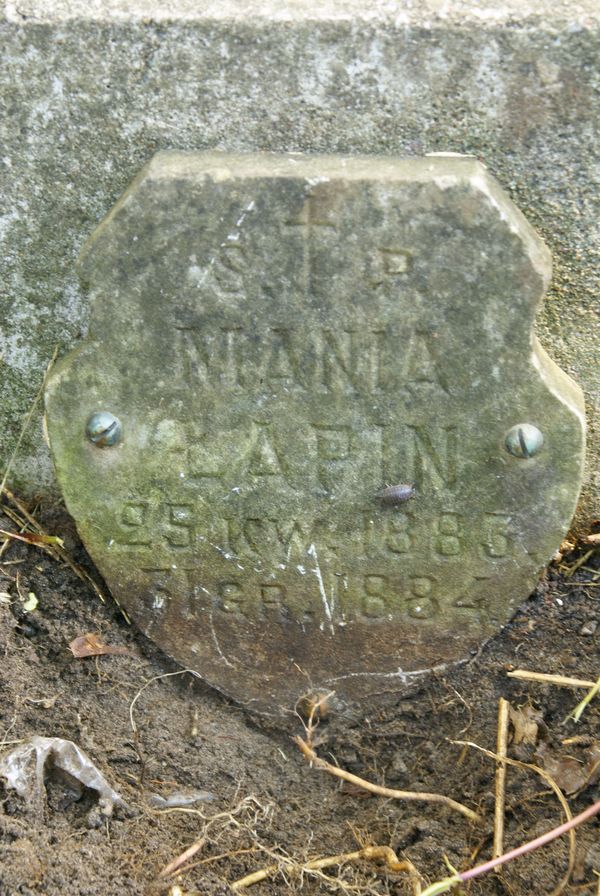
[86,412,122,447]
[505,423,543,459]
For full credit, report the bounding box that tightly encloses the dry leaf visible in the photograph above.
[537,742,600,795]
[69,632,130,658]
[580,743,600,791]
[540,754,587,794]
[509,704,543,745]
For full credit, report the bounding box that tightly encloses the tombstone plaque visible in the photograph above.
[45,153,585,714]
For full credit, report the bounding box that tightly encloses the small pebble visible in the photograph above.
[390,753,408,776]
[580,620,597,636]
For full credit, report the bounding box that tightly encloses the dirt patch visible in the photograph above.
[0,496,598,896]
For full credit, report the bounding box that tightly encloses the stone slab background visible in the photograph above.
[1,1,598,524]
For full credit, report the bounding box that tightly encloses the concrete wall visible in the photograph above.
[1,1,598,522]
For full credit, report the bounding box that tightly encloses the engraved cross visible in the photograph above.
[286,192,336,295]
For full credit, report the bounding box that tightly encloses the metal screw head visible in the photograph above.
[505,423,543,459]
[86,412,122,447]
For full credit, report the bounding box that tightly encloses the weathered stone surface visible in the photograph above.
[1,6,599,525]
[44,152,584,713]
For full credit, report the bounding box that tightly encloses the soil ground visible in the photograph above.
[0,495,598,896]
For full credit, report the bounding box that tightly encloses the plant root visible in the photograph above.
[294,735,480,823]
[230,844,423,893]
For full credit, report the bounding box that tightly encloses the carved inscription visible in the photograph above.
[186,200,255,300]
[113,474,515,630]
[117,503,512,568]
[134,560,474,627]
[44,152,585,713]
[109,369,514,631]
[482,513,510,558]
[142,418,460,499]
[173,327,448,396]
[286,191,336,295]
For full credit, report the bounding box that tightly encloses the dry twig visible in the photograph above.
[0,486,119,615]
[453,739,576,896]
[507,668,600,724]
[493,698,510,864]
[507,670,597,689]
[563,549,596,577]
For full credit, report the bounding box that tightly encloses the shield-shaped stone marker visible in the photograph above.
[44,153,585,715]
